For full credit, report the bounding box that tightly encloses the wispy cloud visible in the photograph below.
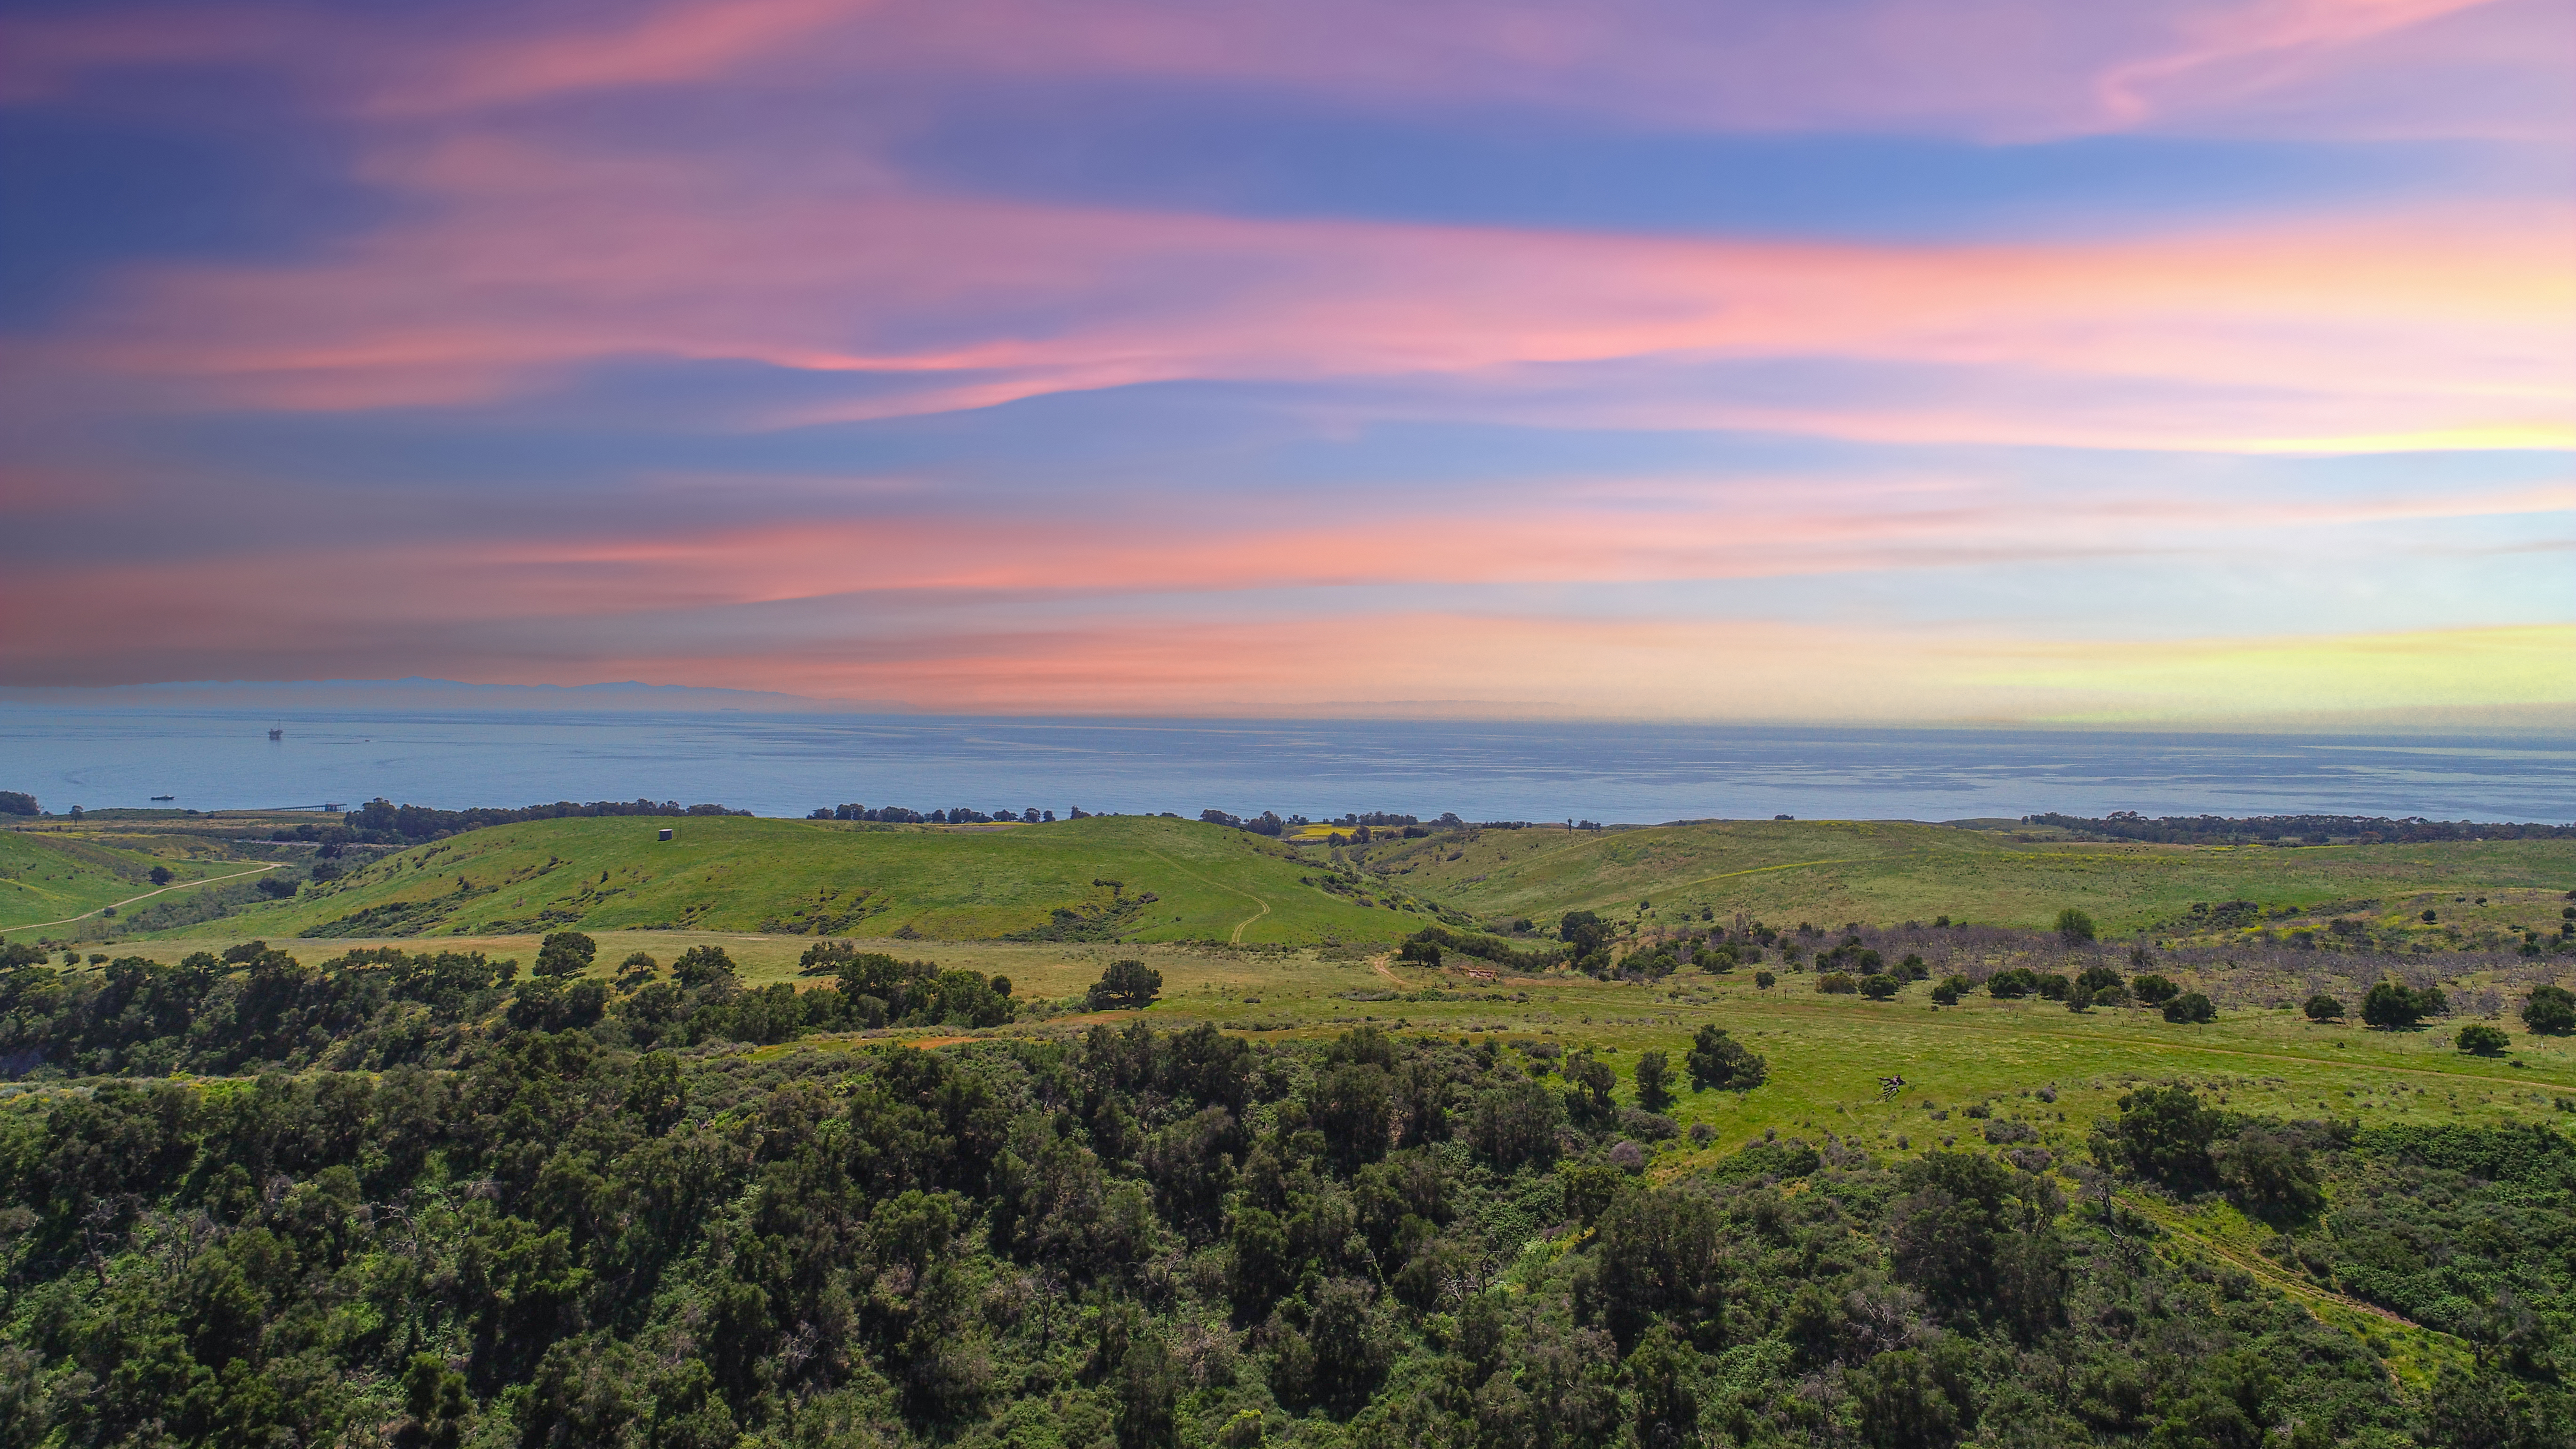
[0,0,2565,719]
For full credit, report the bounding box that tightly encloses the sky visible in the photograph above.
[0,0,2569,724]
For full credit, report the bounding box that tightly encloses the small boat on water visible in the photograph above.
[150,795,174,801]
[267,727,283,740]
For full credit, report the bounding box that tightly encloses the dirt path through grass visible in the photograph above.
[1141,847,1271,943]
[15,862,284,933]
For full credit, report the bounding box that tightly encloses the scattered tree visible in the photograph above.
[2098,1085,2221,1189]
[1091,958,1163,1010]
[535,930,598,978]
[2362,979,2445,1030]
[2523,984,2576,1035]
[1633,1049,1673,1111]
[1685,1024,1767,1091]
[672,943,737,989]
[2303,994,2345,1022]
[2055,909,2097,945]
[2161,992,2216,1024]
[2458,1023,2511,1056]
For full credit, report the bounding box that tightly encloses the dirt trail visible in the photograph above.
[2120,1191,2433,1345]
[1140,847,1271,944]
[14,862,284,933]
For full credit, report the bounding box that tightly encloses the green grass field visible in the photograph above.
[0,827,263,933]
[36,810,2576,1162]
[1377,818,2576,937]
[174,813,1452,946]
[103,919,2576,1159]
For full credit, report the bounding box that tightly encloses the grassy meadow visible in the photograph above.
[103,917,2576,1156]
[26,811,2576,1167]
[1379,817,2575,937]
[136,813,1451,946]
[0,823,272,932]
[31,814,2576,1397]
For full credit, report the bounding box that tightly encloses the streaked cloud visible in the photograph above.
[0,0,2566,721]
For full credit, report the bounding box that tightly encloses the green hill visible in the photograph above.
[203,814,1446,945]
[0,828,250,933]
[1370,818,2576,936]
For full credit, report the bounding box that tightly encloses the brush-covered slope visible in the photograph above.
[1368,818,2576,935]
[207,814,1448,944]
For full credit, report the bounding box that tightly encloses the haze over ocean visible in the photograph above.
[4,710,2568,825]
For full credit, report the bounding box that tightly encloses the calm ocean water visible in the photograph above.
[0,710,2569,824]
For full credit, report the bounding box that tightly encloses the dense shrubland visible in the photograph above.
[4,1006,2575,1447]
[0,939,1016,1081]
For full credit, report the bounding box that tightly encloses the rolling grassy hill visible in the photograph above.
[0,827,256,933]
[99,812,2576,951]
[1370,818,2576,938]
[198,813,1450,945]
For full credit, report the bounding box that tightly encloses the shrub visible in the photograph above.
[2458,1023,2511,1055]
[2362,979,2444,1030]
[1899,953,1928,980]
[2056,908,2096,945]
[1987,968,2038,1000]
[2100,1085,2221,1189]
[2302,994,2344,1022]
[1930,977,1962,1006]
[1817,972,1857,995]
[2035,972,2071,1001]
[1686,1024,1767,1091]
[2524,984,2576,1035]
[2076,965,2125,995]
[1753,970,1776,990]
[2161,993,2216,1024]
[1860,974,1900,1000]
[2216,1125,2323,1224]
[2066,986,2094,1012]
[1634,1049,1673,1111]
[2132,974,2180,1006]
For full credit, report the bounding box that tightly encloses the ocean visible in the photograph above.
[1,709,2569,824]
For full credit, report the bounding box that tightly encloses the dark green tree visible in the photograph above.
[672,943,736,988]
[2098,1085,2221,1189]
[1633,1049,1673,1111]
[2055,908,2096,945]
[2363,979,2442,1030]
[1684,1025,1766,1092]
[1090,959,1163,1010]
[535,931,597,978]
[2459,1023,2511,1055]
[2160,992,2215,1024]
[2523,984,2576,1035]
[2215,1125,2322,1224]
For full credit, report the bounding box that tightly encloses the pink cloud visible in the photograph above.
[4,0,2546,139]
[2093,0,2500,124]
[38,130,2571,455]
